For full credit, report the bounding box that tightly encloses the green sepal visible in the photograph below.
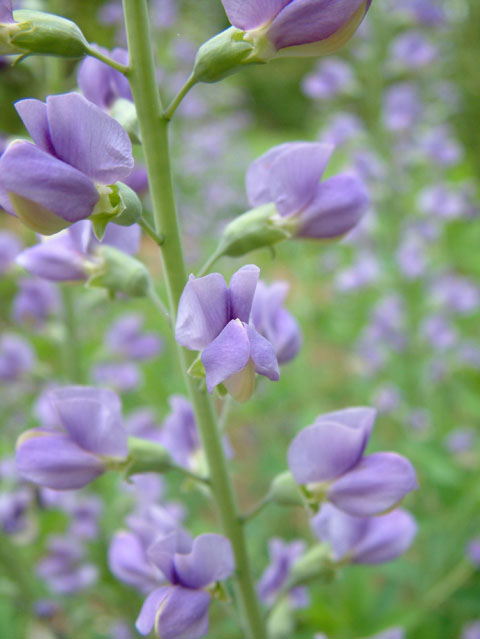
[110,98,141,144]
[187,354,206,380]
[123,437,173,477]
[90,182,142,240]
[288,544,336,588]
[268,471,305,507]
[266,598,295,639]
[87,245,152,298]
[11,10,89,58]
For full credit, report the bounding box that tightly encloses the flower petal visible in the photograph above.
[327,452,418,516]
[15,99,54,154]
[50,386,128,459]
[317,407,376,441]
[108,531,160,592]
[136,587,170,636]
[246,324,280,381]
[297,173,369,239]
[269,0,367,50]
[175,273,229,351]
[352,509,417,564]
[16,431,105,490]
[312,503,369,561]
[229,264,259,322]
[46,93,133,184]
[156,586,211,639]
[147,531,192,583]
[174,534,234,589]
[77,48,115,110]
[221,0,290,30]
[201,320,251,393]
[287,417,369,485]
[16,234,89,282]
[0,141,99,224]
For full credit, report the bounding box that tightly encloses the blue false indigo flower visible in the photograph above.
[0,332,35,382]
[0,93,133,235]
[287,407,418,516]
[462,621,480,639]
[78,46,132,112]
[246,142,369,240]
[136,533,234,638]
[312,503,417,564]
[221,0,372,60]
[12,277,59,329]
[0,229,22,273]
[36,535,98,595]
[91,361,142,393]
[0,486,32,535]
[16,386,129,490]
[175,265,280,402]
[251,280,302,364]
[389,30,438,71]
[106,314,163,362]
[383,83,423,133]
[257,538,308,608]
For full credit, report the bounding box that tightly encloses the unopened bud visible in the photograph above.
[266,599,295,639]
[126,437,172,476]
[87,245,152,298]
[269,471,305,507]
[288,545,336,588]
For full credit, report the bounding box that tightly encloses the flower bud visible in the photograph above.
[8,10,89,58]
[217,204,291,258]
[87,245,152,298]
[288,544,336,587]
[266,599,295,639]
[110,98,141,144]
[269,471,305,507]
[126,437,173,476]
[192,26,258,84]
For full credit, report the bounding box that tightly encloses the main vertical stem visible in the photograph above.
[122,2,266,637]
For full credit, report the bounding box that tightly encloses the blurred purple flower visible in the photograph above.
[302,58,354,100]
[467,538,480,566]
[251,280,302,364]
[421,314,458,352]
[136,532,234,638]
[322,113,365,146]
[396,233,427,279]
[420,125,463,168]
[12,277,59,328]
[389,30,438,70]
[175,265,279,402]
[0,332,35,382]
[444,428,476,455]
[418,183,476,220]
[383,83,423,133]
[125,409,163,443]
[368,629,405,639]
[335,253,379,292]
[0,93,133,235]
[462,621,480,639]
[0,229,23,274]
[36,535,98,594]
[288,407,417,516]
[429,274,480,315]
[91,361,142,393]
[0,486,31,535]
[16,386,128,490]
[107,313,163,361]
[78,46,131,111]
[312,503,417,564]
[247,142,369,239]
[373,384,402,414]
[257,538,308,608]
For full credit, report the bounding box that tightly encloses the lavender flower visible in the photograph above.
[136,533,234,638]
[0,93,133,234]
[106,313,163,361]
[246,142,369,240]
[287,408,417,516]
[251,280,302,364]
[383,83,423,133]
[444,428,476,455]
[16,386,128,490]
[420,125,463,168]
[257,538,308,608]
[302,58,354,100]
[16,220,141,282]
[175,265,279,402]
[91,361,142,393]
[312,503,417,564]
[462,621,480,639]
[12,277,59,328]
[36,535,98,595]
[389,31,438,70]
[0,229,22,273]
[0,486,31,535]
[221,0,372,59]
[0,332,35,382]
[368,629,405,639]
[77,46,132,111]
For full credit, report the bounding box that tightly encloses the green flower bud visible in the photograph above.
[266,599,295,639]
[90,182,142,239]
[125,437,172,476]
[288,545,336,588]
[87,245,152,298]
[10,10,89,58]
[217,204,291,259]
[110,98,140,144]
[269,471,305,507]
[192,26,260,84]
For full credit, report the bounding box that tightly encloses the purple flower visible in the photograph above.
[251,280,302,364]
[125,409,163,443]
[467,538,480,566]
[302,58,354,100]
[0,229,22,273]
[418,183,475,220]
[175,265,279,402]
[0,487,32,535]
[109,529,166,593]
[221,0,372,58]
[429,274,480,315]
[383,83,423,133]
[0,93,133,235]
[0,0,14,23]
[106,314,163,361]
[287,408,418,516]
[12,277,59,328]
[322,113,364,146]
[91,361,142,392]
[368,629,405,639]
[421,314,458,352]
[159,395,200,469]
[136,532,234,638]
[0,332,35,382]
[78,46,131,111]
[444,428,476,455]
[420,125,463,168]
[312,503,417,564]
[16,220,141,282]
[462,621,480,639]
[36,535,98,595]
[247,142,369,240]
[389,31,437,70]
[257,538,308,608]
[16,386,128,490]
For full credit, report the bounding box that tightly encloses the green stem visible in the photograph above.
[241,494,272,524]
[147,286,170,323]
[61,285,83,383]
[139,218,165,246]
[86,44,130,74]
[163,73,197,121]
[197,246,224,277]
[121,2,266,638]
[171,463,210,486]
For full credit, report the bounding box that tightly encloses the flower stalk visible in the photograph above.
[121,1,267,636]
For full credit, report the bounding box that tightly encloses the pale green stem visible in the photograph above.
[197,246,224,277]
[147,286,170,323]
[139,218,165,246]
[241,493,272,524]
[163,73,197,121]
[86,44,129,74]
[121,2,266,637]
